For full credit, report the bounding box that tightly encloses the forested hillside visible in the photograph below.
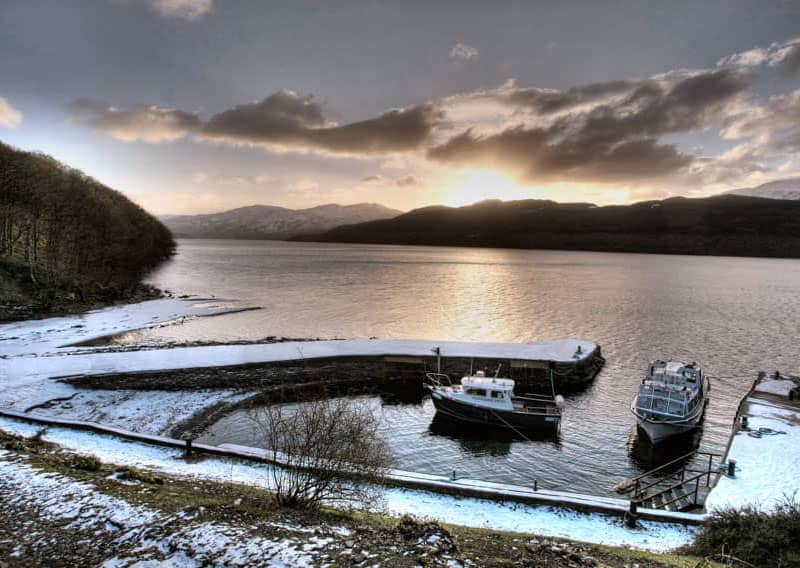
[0,141,175,319]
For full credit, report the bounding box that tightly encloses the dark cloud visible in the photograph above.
[396,175,424,187]
[67,99,202,143]
[203,90,327,139]
[497,79,636,115]
[430,69,748,184]
[69,90,443,157]
[779,44,800,74]
[429,128,691,184]
[574,69,750,145]
[203,92,442,156]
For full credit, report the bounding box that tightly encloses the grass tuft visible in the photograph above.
[71,454,102,472]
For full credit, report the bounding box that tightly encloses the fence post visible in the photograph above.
[184,437,193,457]
[707,454,713,486]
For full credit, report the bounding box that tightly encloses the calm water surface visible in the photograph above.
[142,239,800,495]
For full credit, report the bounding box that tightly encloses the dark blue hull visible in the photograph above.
[431,393,560,430]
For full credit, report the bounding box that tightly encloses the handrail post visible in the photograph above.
[627,500,638,528]
[694,475,700,505]
[707,453,713,487]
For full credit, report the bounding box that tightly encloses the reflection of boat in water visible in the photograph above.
[424,370,565,430]
[631,360,709,443]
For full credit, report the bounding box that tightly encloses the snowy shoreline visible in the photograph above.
[0,415,699,552]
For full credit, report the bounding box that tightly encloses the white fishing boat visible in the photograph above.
[631,360,709,443]
[424,370,565,430]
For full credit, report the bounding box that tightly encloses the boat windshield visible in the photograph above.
[636,384,692,417]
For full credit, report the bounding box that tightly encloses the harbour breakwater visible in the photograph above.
[59,346,605,394]
[55,339,604,437]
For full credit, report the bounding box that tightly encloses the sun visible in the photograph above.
[442,168,536,207]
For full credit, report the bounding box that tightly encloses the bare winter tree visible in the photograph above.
[249,395,395,509]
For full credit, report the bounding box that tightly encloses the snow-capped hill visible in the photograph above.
[727,178,800,200]
[161,203,402,240]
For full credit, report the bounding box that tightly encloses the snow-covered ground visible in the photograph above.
[0,297,241,358]
[30,389,254,436]
[0,450,341,566]
[705,396,800,512]
[0,416,698,552]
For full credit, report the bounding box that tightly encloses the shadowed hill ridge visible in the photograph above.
[293,195,800,258]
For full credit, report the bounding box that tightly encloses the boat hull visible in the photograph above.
[431,392,560,430]
[635,417,699,443]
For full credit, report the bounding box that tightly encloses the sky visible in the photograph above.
[2,0,800,215]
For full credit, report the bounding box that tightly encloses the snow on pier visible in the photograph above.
[705,371,800,512]
[1,298,598,411]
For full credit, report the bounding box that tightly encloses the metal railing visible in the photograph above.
[623,449,723,512]
[423,372,452,388]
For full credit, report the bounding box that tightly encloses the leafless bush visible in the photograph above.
[250,395,395,509]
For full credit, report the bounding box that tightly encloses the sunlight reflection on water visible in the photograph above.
[142,240,800,494]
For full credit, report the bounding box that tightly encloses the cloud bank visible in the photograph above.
[66,34,800,193]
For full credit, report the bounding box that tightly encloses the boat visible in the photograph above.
[630,360,709,443]
[423,370,565,430]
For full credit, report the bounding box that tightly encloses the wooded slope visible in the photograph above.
[0,141,175,310]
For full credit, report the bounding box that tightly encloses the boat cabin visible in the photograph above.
[636,361,704,420]
[460,375,514,400]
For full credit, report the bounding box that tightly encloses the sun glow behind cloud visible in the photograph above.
[443,168,536,207]
[441,168,637,207]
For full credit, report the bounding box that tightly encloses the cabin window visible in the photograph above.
[466,388,487,397]
[491,391,505,399]
[667,401,684,415]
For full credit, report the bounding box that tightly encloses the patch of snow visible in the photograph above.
[0,453,333,566]
[30,389,254,436]
[384,487,696,552]
[705,398,800,512]
[0,297,250,412]
[755,378,798,397]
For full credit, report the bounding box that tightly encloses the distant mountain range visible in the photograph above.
[726,178,800,200]
[293,195,800,258]
[161,203,402,240]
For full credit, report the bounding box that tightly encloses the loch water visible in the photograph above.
[138,239,800,495]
